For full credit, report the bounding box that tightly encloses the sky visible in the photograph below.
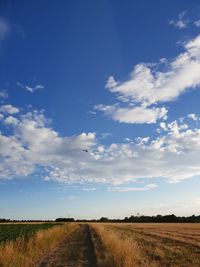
[0,0,200,220]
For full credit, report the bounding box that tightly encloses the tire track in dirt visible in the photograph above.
[38,224,99,267]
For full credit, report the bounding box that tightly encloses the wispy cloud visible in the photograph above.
[68,195,79,201]
[194,19,200,27]
[95,34,200,124]
[187,113,200,121]
[108,184,158,192]
[169,11,189,29]
[26,84,44,93]
[101,132,112,139]
[17,82,45,93]
[0,90,8,99]
[82,187,96,191]
[0,17,10,41]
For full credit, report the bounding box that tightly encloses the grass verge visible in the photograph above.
[91,223,144,267]
[0,223,79,267]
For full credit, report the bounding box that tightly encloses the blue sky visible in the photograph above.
[1,0,200,220]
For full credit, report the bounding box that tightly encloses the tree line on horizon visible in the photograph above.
[78,214,200,223]
[1,214,200,223]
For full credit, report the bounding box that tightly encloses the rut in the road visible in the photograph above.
[38,224,107,267]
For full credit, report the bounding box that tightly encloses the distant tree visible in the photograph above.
[99,217,109,222]
[55,218,75,222]
[0,218,10,223]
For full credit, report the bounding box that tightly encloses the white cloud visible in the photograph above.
[82,187,96,191]
[106,76,118,88]
[17,82,45,93]
[0,105,19,114]
[0,17,10,41]
[188,113,200,121]
[135,137,150,145]
[124,138,132,142]
[194,20,200,27]
[107,36,200,104]
[169,11,189,29]
[4,116,19,125]
[159,120,188,134]
[1,107,200,185]
[95,105,167,124]
[101,132,112,139]
[108,184,157,192]
[26,84,44,93]
[0,91,8,99]
[160,122,167,131]
[169,20,187,29]
[88,110,97,115]
[95,34,200,124]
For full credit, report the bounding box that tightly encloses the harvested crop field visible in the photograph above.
[0,223,200,267]
[92,223,200,267]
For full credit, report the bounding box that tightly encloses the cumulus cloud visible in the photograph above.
[17,82,45,93]
[0,105,19,114]
[169,11,189,29]
[4,116,19,125]
[95,104,167,124]
[95,34,200,124]
[0,17,10,41]
[1,106,200,184]
[159,120,188,134]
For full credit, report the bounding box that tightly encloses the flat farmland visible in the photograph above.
[92,223,200,267]
[0,223,200,267]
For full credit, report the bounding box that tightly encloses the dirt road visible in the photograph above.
[38,224,111,267]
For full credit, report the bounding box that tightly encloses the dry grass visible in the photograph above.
[91,223,145,267]
[92,223,200,267]
[0,223,79,267]
[99,224,200,267]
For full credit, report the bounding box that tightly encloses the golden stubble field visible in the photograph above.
[0,222,200,267]
[92,222,200,267]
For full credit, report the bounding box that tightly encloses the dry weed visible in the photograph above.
[92,224,143,267]
[0,223,79,267]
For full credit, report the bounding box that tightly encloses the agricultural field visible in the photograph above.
[0,222,78,267]
[0,223,200,267]
[92,223,200,267]
[0,223,59,242]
